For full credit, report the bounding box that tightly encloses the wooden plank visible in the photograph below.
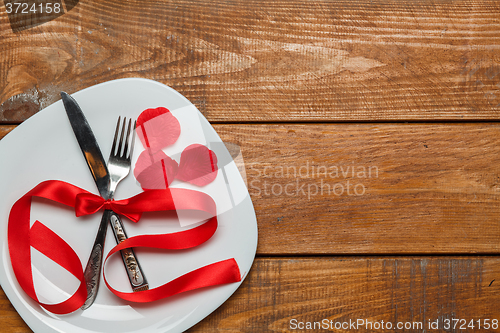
[214,123,500,255]
[0,125,15,140]
[1,123,500,254]
[1,0,500,122]
[190,257,500,332]
[0,290,29,332]
[1,257,498,332]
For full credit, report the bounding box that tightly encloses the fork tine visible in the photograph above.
[127,121,136,160]
[123,118,132,159]
[116,117,126,157]
[111,116,121,156]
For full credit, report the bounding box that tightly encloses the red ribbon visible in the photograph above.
[8,180,241,314]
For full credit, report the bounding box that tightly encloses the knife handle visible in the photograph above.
[81,209,111,310]
[108,211,149,292]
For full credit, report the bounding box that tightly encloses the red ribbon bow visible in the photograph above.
[74,193,142,222]
[8,180,241,314]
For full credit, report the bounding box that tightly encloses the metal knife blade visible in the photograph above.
[61,92,110,199]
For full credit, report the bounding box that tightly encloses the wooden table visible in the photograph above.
[1,0,500,331]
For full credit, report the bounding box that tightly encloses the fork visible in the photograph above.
[81,117,148,310]
[107,117,149,293]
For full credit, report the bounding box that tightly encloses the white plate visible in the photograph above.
[0,78,257,332]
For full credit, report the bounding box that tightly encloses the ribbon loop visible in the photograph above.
[8,180,241,314]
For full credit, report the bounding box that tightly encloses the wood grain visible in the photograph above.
[0,125,15,139]
[213,123,500,255]
[1,1,500,329]
[1,0,500,122]
[1,257,499,332]
[189,257,500,332]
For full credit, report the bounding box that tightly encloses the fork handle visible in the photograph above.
[109,212,149,292]
[81,209,111,310]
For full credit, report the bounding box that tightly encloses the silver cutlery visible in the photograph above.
[106,117,149,293]
[61,92,148,310]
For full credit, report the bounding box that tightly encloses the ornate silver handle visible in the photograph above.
[109,212,149,292]
[81,209,111,310]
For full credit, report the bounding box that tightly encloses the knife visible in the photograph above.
[61,92,147,310]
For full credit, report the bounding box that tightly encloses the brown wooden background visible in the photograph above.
[1,0,500,331]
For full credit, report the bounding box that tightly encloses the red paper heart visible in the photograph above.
[176,144,218,186]
[136,107,181,152]
[134,149,179,190]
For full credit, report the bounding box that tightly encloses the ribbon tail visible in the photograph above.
[105,259,241,303]
[102,216,242,303]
